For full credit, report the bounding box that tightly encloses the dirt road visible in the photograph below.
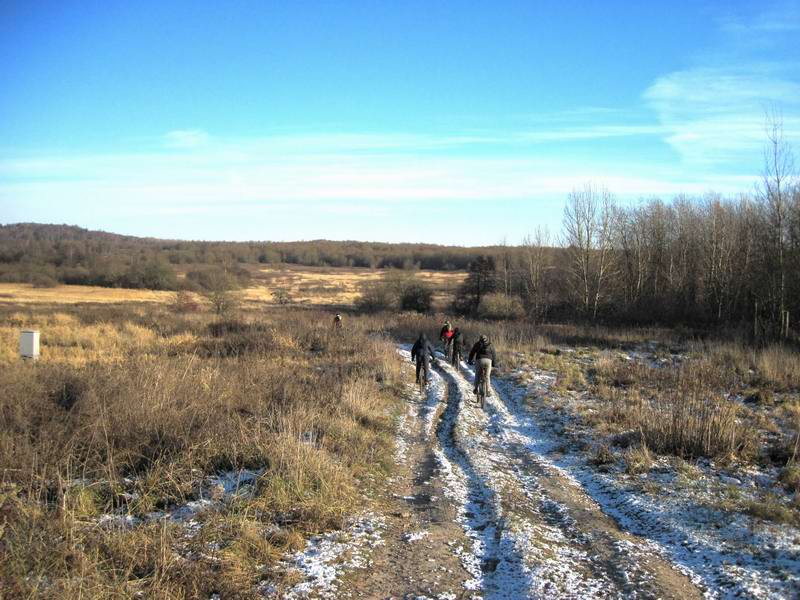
[314,350,704,599]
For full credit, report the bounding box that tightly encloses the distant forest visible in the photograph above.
[2,133,798,336]
[0,222,496,277]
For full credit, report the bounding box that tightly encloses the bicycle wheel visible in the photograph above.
[418,364,428,394]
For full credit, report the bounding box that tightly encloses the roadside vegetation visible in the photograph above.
[0,302,402,598]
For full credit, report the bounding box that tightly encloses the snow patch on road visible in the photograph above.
[436,359,616,599]
[397,346,444,439]
[274,514,386,599]
[403,530,431,543]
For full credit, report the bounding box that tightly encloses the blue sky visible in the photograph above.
[1,0,799,245]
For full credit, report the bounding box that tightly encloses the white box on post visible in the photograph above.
[20,330,40,360]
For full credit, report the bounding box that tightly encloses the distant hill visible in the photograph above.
[0,222,520,290]
[0,223,142,243]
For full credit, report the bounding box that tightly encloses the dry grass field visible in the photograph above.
[244,264,466,308]
[0,283,175,305]
[0,301,404,598]
[0,266,467,310]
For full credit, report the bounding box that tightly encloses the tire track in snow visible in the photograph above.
[434,358,620,598]
[442,354,703,598]
[432,364,537,597]
[398,347,519,594]
[452,359,703,598]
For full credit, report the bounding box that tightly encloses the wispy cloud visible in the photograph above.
[164,128,210,149]
[718,1,800,35]
[160,125,663,155]
[643,2,800,166]
[644,65,800,164]
[0,133,757,214]
[0,118,768,244]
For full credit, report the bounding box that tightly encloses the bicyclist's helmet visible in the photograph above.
[479,335,488,343]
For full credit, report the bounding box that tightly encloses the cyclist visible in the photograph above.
[439,320,454,357]
[411,332,436,385]
[450,327,465,367]
[468,335,498,397]
[333,313,343,330]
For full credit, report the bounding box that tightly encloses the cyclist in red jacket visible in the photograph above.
[439,320,454,358]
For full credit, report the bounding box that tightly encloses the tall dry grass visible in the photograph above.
[588,346,794,463]
[634,391,753,460]
[0,304,402,598]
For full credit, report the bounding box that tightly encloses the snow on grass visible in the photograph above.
[403,530,431,543]
[96,468,262,531]
[274,513,386,599]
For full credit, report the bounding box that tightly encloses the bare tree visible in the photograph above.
[520,227,554,320]
[702,194,739,321]
[760,111,796,320]
[616,204,651,309]
[562,183,617,320]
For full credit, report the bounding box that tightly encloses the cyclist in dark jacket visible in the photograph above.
[468,335,498,395]
[411,333,436,384]
[468,335,497,364]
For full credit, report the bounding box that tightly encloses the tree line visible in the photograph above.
[451,123,799,338]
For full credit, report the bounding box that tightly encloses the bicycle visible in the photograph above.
[450,347,462,373]
[416,360,430,394]
[473,363,489,409]
[440,338,452,363]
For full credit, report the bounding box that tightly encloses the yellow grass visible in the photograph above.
[1,266,467,309]
[0,310,199,365]
[0,283,174,304]
[0,304,403,597]
[245,265,466,306]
